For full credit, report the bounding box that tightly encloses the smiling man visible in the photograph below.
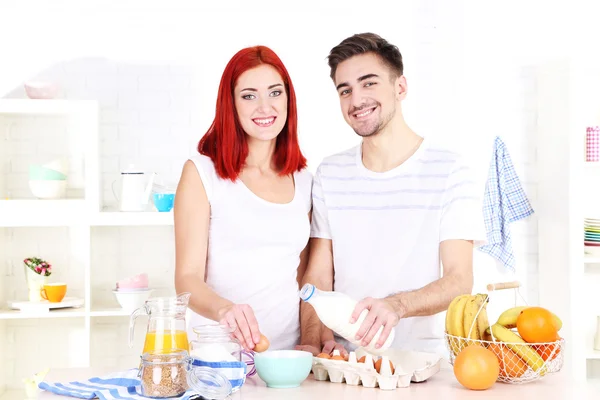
[297,33,486,357]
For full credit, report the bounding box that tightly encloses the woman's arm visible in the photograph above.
[174,160,260,349]
[296,211,312,286]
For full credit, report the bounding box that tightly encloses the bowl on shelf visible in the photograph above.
[24,81,59,99]
[254,350,313,388]
[29,165,67,181]
[152,193,175,212]
[112,288,153,313]
[42,158,69,175]
[29,180,67,199]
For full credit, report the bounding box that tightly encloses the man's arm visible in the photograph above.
[387,239,474,317]
[350,239,474,349]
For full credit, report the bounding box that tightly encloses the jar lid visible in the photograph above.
[141,349,188,364]
[192,323,234,336]
[187,366,232,400]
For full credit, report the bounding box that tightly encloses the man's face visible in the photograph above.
[334,53,406,138]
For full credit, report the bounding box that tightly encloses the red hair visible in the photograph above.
[198,46,307,181]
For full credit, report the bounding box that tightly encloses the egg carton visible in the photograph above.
[311,348,443,390]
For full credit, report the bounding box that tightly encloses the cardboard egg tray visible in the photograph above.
[311,347,443,390]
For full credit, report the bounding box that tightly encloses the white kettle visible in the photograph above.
[112,165,156,212]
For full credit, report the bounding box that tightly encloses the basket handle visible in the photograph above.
[486,281,520,291]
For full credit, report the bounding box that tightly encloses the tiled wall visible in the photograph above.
[4,318,87,386]
[0,2,544,385]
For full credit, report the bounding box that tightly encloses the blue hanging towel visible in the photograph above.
[478,136,534,271]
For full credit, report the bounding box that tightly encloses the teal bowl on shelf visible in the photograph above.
[152,193,175,212]
[254,350,313,389]
[29,165,67,181]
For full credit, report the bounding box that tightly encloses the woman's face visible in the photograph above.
[234,64,288,142]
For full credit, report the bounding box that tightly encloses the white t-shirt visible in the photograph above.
[187,154,312,350]
[310,138,486,355]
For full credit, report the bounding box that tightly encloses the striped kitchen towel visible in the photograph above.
[38,368,194,400]
[39,359,247,399]
[477,136,534,271]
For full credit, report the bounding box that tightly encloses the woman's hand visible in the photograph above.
[218,303,261,351]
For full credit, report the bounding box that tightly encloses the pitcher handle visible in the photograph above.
[111,180,119,202]
[241,350,256,377]
[129,307,145,348]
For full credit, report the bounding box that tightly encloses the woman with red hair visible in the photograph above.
[174,46,312,352]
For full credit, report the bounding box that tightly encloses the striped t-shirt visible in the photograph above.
[310,137,486,355]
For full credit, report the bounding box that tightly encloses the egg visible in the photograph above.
[374,358,395,374]
[330,355,345,361]
[357,355,375,367]
[253,334,270,353]
[316,353,331,359]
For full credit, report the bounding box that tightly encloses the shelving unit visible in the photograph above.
[536,56,600,382]
[0,99,176,397]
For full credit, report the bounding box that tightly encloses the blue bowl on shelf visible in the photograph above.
[153,193,175,212]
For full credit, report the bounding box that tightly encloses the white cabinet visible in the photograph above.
[536,56,600,381]
[0,100,177,397]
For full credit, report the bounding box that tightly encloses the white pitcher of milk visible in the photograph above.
[299,283,395,353]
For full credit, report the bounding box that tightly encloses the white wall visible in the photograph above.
[0,0,576,379]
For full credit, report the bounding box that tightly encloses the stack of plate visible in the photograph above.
[584,218,600,247]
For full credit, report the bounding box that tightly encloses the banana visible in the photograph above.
[445,294,472,356]
[476,294,490,340]
[463,295,483,341]
[496,306,528,329]
[445,295,471,337]
[496,306,563,331]
[488,323,547,375]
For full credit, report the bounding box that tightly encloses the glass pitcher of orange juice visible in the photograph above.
[129,292,191,353]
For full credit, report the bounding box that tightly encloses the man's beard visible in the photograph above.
[351,103,395,138]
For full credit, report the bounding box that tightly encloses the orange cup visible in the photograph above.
[40,283,67,303]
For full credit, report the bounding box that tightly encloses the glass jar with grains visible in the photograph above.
[139,349,233,400]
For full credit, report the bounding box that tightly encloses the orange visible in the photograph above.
[453,345,499,390]
[316,353,331,359]
[516,307,558,343]
[487,343,528,378]
[533,337,561,361]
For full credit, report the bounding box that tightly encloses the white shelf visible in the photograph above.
[588,350,600,360]
[0,307,86,320]
[0,199,87,227]
[0,99,98,115]
[91,210,174,226]
[0,201,175,227]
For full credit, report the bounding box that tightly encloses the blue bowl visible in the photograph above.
[254,350,313,388]
[153,193,175,212]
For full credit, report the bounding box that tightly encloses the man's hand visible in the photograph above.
[350,297,400,349]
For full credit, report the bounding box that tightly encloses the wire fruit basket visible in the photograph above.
[443,281,565,384]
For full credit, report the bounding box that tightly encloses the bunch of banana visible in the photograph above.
[445,293,490,355]
[486,324,548,375]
